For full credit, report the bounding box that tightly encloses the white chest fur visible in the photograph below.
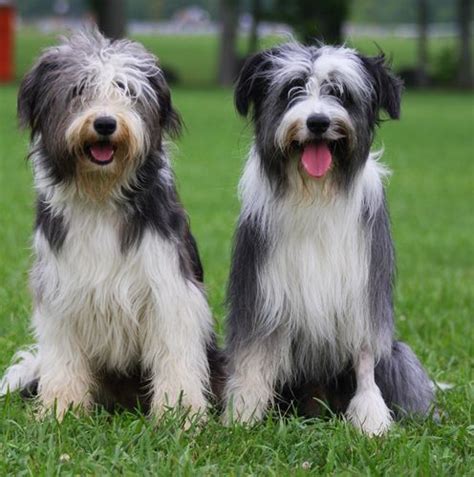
[260,191,371,368]
[32,203,154,372]
[240,151,388,371]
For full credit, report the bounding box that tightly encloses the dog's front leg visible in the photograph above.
[346,347,393,436]
[142,282,212,422]
[223,339,284,425]
[35,313,93,420]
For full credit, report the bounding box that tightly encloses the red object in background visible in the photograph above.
[0,2,14,82]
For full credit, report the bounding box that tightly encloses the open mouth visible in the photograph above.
[299,141,333,179]
[86,141,116,166]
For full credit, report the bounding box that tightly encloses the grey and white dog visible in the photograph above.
[0,30,220,420]
[223,43,434,435]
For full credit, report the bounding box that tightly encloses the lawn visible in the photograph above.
[0,30,473,475]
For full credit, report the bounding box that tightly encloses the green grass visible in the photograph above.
[1,31,473,475]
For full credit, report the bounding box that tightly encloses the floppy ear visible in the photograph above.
[148,71,182,138]
[158,87,182,138]
[359,53,403,121]
[18,52,60,131]
[235,49,273,118]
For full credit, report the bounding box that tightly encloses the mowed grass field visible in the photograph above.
[0,30,473,475]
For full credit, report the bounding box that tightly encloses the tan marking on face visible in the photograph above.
[66,110,147,201]
[279,120,304,153]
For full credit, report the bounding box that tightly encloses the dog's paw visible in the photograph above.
[149,392,208,429]
[346,387,393,436]
[222,400,265,426]
[35,399,89,422]
[35,391,92,422]
[182,406,208,430]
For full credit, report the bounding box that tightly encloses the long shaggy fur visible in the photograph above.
[0,29,221,419]
[223,42,434,434]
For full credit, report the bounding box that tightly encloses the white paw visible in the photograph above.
[222,397,266,426]
[36,395,91,421]
[150,390,208,426]
[346,387,393,436]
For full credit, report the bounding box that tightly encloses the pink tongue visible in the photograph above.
[90,143,114,163]
[301,143,332,178]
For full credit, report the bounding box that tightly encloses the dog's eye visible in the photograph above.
[71,83,85,98]
[324,84,351,104]
[115,81,136,97]
[281,78,306,101]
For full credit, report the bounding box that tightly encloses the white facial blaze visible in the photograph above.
[272,44,371,152]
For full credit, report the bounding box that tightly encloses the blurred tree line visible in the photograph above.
[218,0,472,89]
[15,0,472,89]
[16,0,459,23]
[352,0,458,24]
[218,0,352,84]
[17,0,162,21]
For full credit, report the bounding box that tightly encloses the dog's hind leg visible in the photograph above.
[346,347,393,436]
[0,347,40,397]
[375,340,435,418]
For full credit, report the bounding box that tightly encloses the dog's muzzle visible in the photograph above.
[94,116,117,136]
[306,114,330,135]
[297,114,333,179]
[86,141,116,166]
[300,141,333,179]
[85,116,118,166]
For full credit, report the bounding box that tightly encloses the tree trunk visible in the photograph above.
[416,0,429,87]
[217,0,239,86]
[91,0,126,39]
[299,1,350,45]
[248,0,261,55]
[457,0,473,89]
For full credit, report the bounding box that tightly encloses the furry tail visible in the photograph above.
[0,347,39,397]
[375,341,435,418]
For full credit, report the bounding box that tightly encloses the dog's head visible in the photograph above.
[18,29,181,199]
[235,43,402,191]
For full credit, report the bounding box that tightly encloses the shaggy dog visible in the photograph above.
[0,30,220,420]
[223,43,434,435]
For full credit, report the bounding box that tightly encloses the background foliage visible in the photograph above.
[16,0,458,23]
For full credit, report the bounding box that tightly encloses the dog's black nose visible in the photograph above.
[94,116,117,136]
[306,114,330,134]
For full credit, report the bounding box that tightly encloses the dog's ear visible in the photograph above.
[359,53,403,121]
[148,71,182,138]
[18,52,60,132]
[235,49,273,118]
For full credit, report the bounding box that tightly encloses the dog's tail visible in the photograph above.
[0,346,40,397]
[375,340,435,418]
